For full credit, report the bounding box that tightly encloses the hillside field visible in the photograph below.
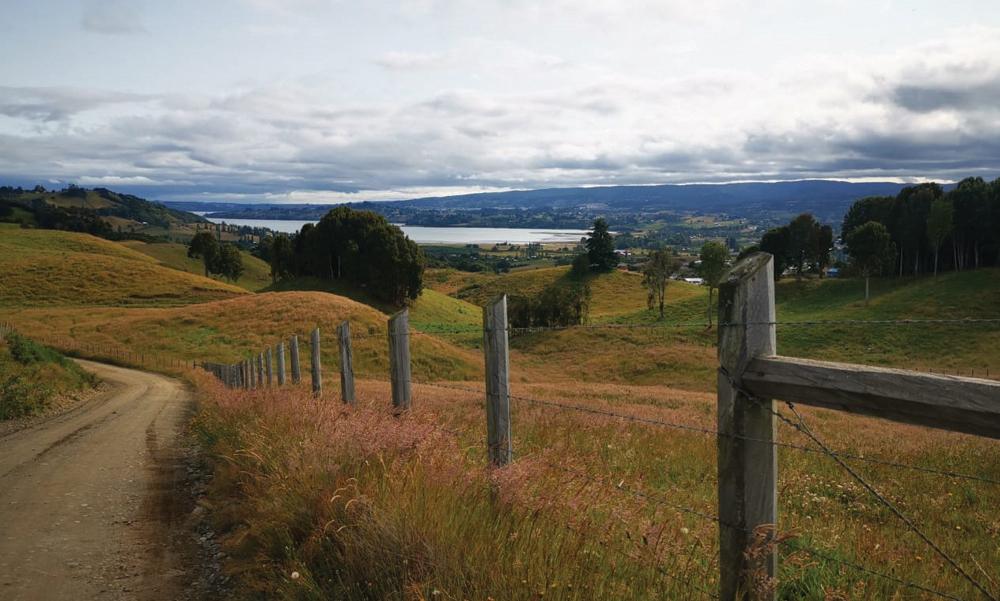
[119,240,273,291]
[3,228,1000,599]
[0,225,247,306]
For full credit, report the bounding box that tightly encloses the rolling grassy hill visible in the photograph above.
[3,187,204,229]
[4,225,999,599]
[0,331,97,420]
[429,263,1000,387]
[0,225,247,306]
[9,292,482,383]
[119,240,273,291]
[5,225,998,388]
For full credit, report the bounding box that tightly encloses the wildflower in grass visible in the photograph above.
[291,571,300,580]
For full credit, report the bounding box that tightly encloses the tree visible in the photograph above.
[569,252,590,279]
[926,198,953,277]
[294,207,424,305]
[896,183,940,276]
[846,221,894,305]
[813,224,834,277]
[269,234,294,282]
[698,241,729,328]
[585,218,617,272]
[187,231,219,277]
[642,248,680,319]
[759,227,790,278]
[950,177,990,270]
[786,213,819,276]
[213,243,245,282]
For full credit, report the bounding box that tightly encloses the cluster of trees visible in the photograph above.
[187,232,245,282]
[507,279,592,329]
[638,241,729,327]
[749,213,833,278]
[261,207,424,305]
[505,217,618,328]
[842,177,1000,277]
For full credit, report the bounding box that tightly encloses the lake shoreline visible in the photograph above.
[199,216,591,245]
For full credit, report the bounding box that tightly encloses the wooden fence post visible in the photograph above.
[257,353,265,388]
[388,310,411,411]
[265,347,273,386]
[248,357,256,390]
[338,321,355,404]
[277,342,286,386]
[717,252,777,601]
[310,328,322,397]
[290,335,301,384]
[243,360,250,390]
[483,295,512,466]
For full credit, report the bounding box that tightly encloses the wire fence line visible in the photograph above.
[769,400,997,601]
[7,264,999,600]
[345,315,1000,339]
[793,545,968,601]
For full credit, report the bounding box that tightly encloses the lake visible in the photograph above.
[200,217,590,245]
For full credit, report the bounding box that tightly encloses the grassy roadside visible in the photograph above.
[191,373,1000,600]
[0,332,98,419]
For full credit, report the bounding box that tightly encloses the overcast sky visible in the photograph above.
[2,0,999,203]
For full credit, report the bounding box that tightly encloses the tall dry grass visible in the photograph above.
[193,373,1000,600]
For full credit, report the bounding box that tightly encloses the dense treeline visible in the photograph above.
[262,207,424,305]
[842,177,1000,275]
[742,213,833,278]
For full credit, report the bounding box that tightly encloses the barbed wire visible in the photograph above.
[772,402,997,601]
[341,316,1000,345]
[537,457,726,527]
[503,390,1000,486]
[793,544,968,601]
[557,520,720,599]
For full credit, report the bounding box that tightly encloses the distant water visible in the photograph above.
[198,216,589,245]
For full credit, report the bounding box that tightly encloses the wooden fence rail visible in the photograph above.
[716,253,1000,600]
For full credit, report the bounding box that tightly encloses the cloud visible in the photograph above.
[373,51,448,70]
[81,0,147,35]
[3,25,1000,202]
[0,86,152,121]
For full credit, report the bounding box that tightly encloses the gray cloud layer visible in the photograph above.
[2,26,1000,202]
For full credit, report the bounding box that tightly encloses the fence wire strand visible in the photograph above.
[771,402,997,601]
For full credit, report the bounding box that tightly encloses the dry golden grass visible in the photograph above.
[119,240,274,292]
[193,371,1000,600]
[0,227,246,306]
[8,291,483,382]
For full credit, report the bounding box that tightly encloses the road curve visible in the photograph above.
[0,360,196,600]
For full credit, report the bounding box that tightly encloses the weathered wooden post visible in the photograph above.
[310,328,322,397]
[289,335,301,384]
[483,295,512,466]
[717,252,778,601]
[248,358,256,390]
[265,347,273,386]
[388,310,412,411]
[243,360,250,390]
[257,353,265,388]
[338,322,355,404]
[276,342,286,385]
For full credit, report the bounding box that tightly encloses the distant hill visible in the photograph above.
[0,224,246,306]
[0,185,206,235]
[167,180,915,224]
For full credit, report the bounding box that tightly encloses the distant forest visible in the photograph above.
[840,177,1000,275]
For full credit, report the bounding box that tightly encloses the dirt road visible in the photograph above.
[0,360,199,600]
